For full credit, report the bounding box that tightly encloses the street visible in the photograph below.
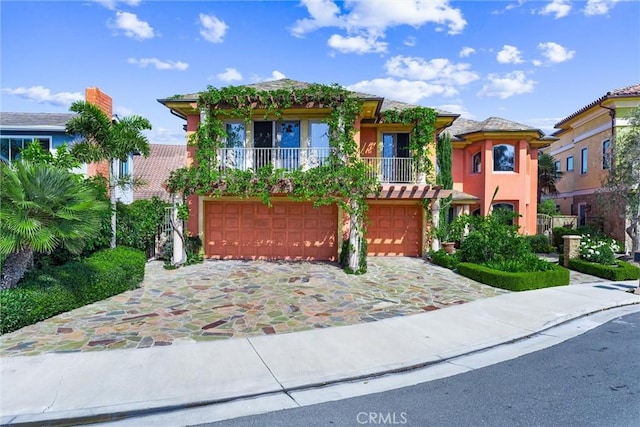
[204,311,640,427]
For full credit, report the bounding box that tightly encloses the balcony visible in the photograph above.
[217,148,422,184]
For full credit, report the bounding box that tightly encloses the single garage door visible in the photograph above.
[204,201,338,260]
[366,204,422,256]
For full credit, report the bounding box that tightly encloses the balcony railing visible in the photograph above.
[217,148,421,184]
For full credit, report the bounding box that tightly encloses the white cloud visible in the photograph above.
[532,59,543,67]
[114,106,135,117]
[525,117,562,133]
[2,86,83,107]
[216,68,243,82]
[538,42,575,63]
[385,55,479,86]
[459,46,476,57]
[328,34,388,54]
[199,13,228,43]
[497,45,524,64]
[403,36,416,47]
[144,127,186,145]
[539,0,572,19]
[584,0,620,16]
[94,0,141,10]
[348,78,457,104]
[478,71,536,99]
[251,70,287,83]
[109,11,154,40]
[127,57,189,71]
[292,0,467,36]
[434,103,476,118]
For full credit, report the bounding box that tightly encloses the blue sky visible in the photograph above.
[2,0,639,144]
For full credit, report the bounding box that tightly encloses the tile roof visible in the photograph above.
[555,83,640,128]
[133,144,186,201]
[0,112,76,128]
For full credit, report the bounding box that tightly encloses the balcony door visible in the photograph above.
[254,121,274,169]
[382,133,410,182]
[278,121,300,169]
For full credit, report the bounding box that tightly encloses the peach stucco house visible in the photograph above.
[159,79,548,260]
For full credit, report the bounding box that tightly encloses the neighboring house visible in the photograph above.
[444,116,554,235]
[159,78,547,260]
[1,87,135,204]
[133,144,186,201]
[541,83,640,251]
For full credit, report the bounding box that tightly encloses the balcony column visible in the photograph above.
[431,198,441,252]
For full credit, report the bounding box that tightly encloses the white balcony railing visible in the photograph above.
[217,148,420,184]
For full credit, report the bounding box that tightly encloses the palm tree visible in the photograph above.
[0,162,109,289]
[538,152,563,203]
[65,101,151,248]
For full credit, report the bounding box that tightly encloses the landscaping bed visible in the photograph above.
[456,262,570,291]
[568,259,640,281]
[0,247,146,334]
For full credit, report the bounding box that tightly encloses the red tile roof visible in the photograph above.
[133,144,186,201]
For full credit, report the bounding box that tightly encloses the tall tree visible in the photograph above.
[0,162,109,288]
[601,106,640,255]
[65,101,151,248]
[537,152,563,203]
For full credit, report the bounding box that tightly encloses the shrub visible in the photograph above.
[552,226,575,252]
[116,197,170,254]
[568,259,640,281]
[484,253,555,272]
[429,249,459,270]
[0,247,146,334]
[457,262,570,291]
[579,234,619,265]
[537,199,559,216]
[525,234,554,254]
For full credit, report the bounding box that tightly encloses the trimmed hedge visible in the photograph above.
[568,259,640,281]
[457,262,570,291]
[429,250,459,270]
[0,247,146,334]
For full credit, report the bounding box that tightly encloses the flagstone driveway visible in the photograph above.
[0,258,510,357]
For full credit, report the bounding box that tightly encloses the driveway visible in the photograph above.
[0,258,508,357]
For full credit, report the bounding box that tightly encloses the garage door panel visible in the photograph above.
[366,204,422,256]
[205,202,337,260]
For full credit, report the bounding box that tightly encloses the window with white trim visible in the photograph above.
[472,152,481,173]
[0,136,51,163]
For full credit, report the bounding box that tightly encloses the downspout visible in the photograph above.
[599,102,616,169]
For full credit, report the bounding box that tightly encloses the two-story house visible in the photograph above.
[541,83,640,251]
[159,79,547,261]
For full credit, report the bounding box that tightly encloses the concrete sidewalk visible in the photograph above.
[1,280,639,426]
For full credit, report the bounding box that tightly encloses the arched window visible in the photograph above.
[493,144,515,172]
[472,152,481,173]
[492,203,515,225]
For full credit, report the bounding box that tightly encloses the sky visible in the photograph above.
[1,0,639,145]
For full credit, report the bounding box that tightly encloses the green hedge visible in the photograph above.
[568,259,640,281]
[0,247,146,334]
[429,249,459,270]
[456,262,570,291]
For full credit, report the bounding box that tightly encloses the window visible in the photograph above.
[554,160,561,172]
[382,133,411,182]
[472,152,481,173]
[0,136,51,163]
[308,121,330,165]
[578,203,587,227]
[225,123,245,148]
[118,158,129,178]
[493,144,515,172]
[580,147,588,174]
[492,202,515,225]
[602,139,611,169]
[566,156,574,171]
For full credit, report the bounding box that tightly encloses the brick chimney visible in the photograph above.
[84,87,112,179]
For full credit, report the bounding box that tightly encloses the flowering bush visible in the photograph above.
[579,234,620,265]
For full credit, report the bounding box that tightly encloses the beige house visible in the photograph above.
[541,83,640,251]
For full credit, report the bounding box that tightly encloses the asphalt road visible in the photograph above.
[204,311,640,427]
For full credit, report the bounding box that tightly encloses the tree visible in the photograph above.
[537,152,563,203]
[65,101,151,248]
[601,106,640,256]
[0,162,109,289]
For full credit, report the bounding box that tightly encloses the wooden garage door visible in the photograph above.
[366,204,422,256]
[204,202,338,260]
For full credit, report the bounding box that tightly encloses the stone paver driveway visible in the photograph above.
[0,258,509,357]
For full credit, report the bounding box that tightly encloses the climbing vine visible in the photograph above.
[165,83,437,274]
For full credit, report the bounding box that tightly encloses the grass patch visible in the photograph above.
[568,259,640,281]
[456,262,570,291]
[0,247,146,334]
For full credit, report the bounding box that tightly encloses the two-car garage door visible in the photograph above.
[204,201,338,260]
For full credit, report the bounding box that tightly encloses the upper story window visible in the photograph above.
[0,136,51,163]
[493,144,515,172]
[118,158,129,178]
[602,139,611,169]
[566,156,574,171]
[554,160,561,172]
[580,147,588,174]
[382,133,410,158]
[308,121,330,165]
[472,152,481,173]
[225,123,246,148]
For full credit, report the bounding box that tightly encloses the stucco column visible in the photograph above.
[431,198,441,252]
[563,235,581,267]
